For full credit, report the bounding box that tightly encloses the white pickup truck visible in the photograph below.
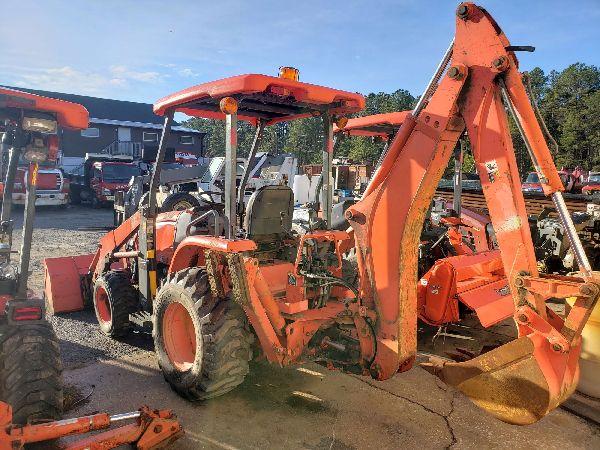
[114,152,298,224]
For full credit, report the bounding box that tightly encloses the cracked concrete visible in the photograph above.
[62,353,600,449]
[349,374,457,449]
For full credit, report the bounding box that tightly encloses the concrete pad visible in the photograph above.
[63,353,600,449]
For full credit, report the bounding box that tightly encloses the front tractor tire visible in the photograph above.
[153,268,253,400]
[0,321,63,426]
[93,271,138,337]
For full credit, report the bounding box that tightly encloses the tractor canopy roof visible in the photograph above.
[153,74,365,126]
[0,87,89,130]
[334,111,410,139]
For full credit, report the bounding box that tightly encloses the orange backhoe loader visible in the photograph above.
[45,3,599,425]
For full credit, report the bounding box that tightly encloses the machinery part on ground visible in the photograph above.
[0,402,183,449]
[0,321,62,426]
[93,271,139,337]
[153,268,253,400]
[160,191,201,212]
[44,253,96,314]
[417,200,511,327]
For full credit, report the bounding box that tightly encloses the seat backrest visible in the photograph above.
[331,199,356,231]
[244,185,294,241]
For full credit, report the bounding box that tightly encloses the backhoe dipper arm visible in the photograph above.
[346,3,599,424]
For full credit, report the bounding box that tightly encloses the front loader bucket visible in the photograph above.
[424,334,580,425]
[44,254,95,314]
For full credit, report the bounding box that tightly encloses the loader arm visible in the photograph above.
[347,2,599,424]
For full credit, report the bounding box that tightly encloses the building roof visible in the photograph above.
[89,118,202,134]
[2,85,166,125]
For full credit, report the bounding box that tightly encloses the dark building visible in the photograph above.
[2,86,205,173]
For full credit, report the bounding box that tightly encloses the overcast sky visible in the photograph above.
[1,0,599,104]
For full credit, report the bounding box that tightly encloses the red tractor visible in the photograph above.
[46,4,600,426]
[0,87,88,425]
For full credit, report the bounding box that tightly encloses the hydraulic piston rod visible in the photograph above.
[453,141,465,216]
[364,40,454,197]
[413,40,454,118]
[499,80,592,273]
[17,163,38,298]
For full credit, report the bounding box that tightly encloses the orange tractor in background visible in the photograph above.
[0,87,87,425]
[45,3,600,425]
[0,88,184,450]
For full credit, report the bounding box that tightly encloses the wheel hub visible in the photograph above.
[95,286,111,324]
[163,302,197,371]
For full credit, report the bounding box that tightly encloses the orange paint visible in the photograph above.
[334,111,410,139]
[0,87,89,129]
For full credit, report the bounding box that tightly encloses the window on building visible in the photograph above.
[81,127,100,138]
[143,132,159,142]
[179,135,194,145]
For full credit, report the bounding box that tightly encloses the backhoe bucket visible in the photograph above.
[44,254,95,314]
[425,334,580,425]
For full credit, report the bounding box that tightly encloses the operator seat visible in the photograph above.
[244,185,294,242]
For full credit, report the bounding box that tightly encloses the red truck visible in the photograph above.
[1,126,69,207]
[522,167,587,194]
[582,172,600,195]
[11,162,69,207]
[69,155,142,207]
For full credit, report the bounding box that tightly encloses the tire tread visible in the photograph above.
[154,268,253,400]
[0,321,63,425]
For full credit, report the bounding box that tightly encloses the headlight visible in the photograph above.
[22,116,58,134]
[102,188,112,195]
[278,66,299,81]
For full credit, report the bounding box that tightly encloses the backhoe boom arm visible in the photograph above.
[346,2,599,424]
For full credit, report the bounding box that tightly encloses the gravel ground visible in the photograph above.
[9,204,154,369]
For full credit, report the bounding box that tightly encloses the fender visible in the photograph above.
[168,235,257,274]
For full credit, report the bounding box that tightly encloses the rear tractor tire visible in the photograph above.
[160,192,201,213]
[93,271,138,337]
[153,268,253,400]
[0,321,63,426]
